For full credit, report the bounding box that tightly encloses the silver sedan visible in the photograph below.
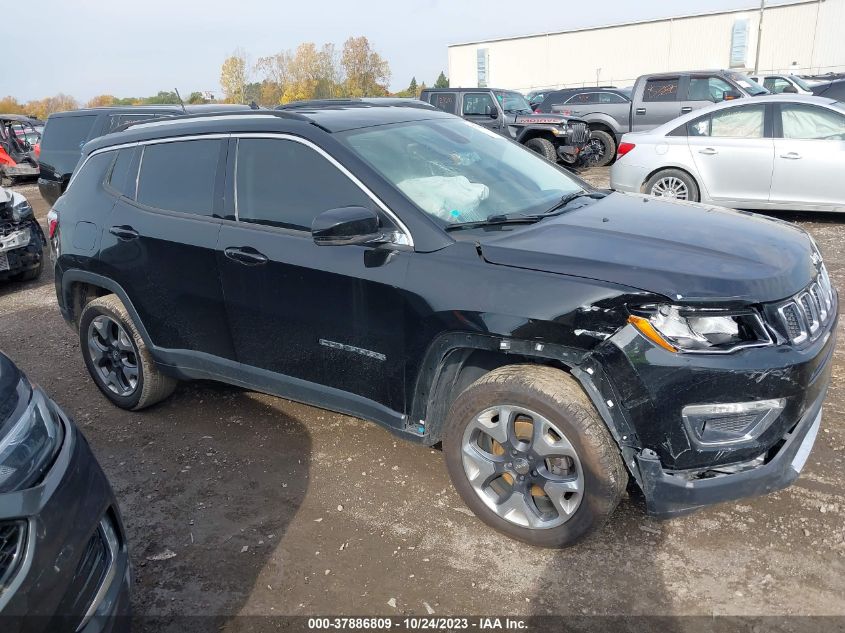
[610,95,845,212]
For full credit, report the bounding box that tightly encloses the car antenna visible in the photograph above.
[174,88,188,115]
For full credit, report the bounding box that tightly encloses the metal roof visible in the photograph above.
[449,0,816,48]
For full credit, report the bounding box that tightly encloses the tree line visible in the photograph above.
[220,36,448,105]
[0,35,448,118]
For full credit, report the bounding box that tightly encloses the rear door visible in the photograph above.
[633,76,682,132]
[688,103,774,205]
[770,103,845,210]
[98,137,235,359]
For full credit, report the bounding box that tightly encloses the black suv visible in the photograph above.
[38,104,250,206]
[419,87,596,168]
[53,104,835,547]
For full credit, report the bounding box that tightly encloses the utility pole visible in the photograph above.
[753,0,765,73]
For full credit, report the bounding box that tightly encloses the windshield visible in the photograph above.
[339,118,583,225]
[727,71,769,96]
[495,91,532,113]
[789,75,813,91]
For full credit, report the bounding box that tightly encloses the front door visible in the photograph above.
[688,103,774,205]
[217,136,410,412]
[461,91,503,132]
[770,103,845,211]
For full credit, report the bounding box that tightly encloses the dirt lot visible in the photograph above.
[2,170,844,628]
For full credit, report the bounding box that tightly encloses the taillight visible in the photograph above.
[48,218,57,238]
[616,142,636,158]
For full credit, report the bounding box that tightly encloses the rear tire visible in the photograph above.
[589,130,616,167]
[79,294,177,410]
[443,365,627,548]
[644,169,700,202]
[523,137,558,163]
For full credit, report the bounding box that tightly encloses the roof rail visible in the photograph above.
[117,109,312,134]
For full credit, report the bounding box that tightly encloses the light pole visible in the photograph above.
[753,0,765,73]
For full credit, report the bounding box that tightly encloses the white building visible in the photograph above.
[447,0,845,92]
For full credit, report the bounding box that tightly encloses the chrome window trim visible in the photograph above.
[234,132,413,247]
[73,132,413,247]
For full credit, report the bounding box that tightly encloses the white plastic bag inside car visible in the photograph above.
[397,176,489,223]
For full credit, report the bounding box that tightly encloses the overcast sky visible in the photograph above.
[8,0,792,102]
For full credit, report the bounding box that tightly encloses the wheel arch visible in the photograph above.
[641,165,701,196]
[60,270,154,348]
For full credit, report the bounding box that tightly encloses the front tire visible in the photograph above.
[589,130,616,167]
[644,169,700,202]
[523,137,558,163]
[443,365,627,548]
[79,294,177,410]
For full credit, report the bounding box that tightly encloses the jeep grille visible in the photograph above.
[775,267,835,345]
[570,122,588,144]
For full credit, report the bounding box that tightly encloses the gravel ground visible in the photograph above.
[1,171,843,628]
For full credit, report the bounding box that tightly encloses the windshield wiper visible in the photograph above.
[444,213,541,232]
[541,190,608,216]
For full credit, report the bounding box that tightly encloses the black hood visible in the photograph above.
[479,193,816,304]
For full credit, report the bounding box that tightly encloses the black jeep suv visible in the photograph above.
[52,104,835,547]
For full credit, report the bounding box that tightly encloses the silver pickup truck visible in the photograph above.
[536,70,768,165]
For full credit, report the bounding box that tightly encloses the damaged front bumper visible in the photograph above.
[574,294,837,519]
[637,387,825,517]
[0,220,44,279]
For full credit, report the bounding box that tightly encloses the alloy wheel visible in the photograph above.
[651,176,689,199]
[461,405,584,529]
[87,315,139,396]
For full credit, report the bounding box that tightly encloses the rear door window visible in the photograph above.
[429,93,457,114]
[711,105,765,138]
[137,139,224,215]
[643,78,680,102]
[235,138,372,232]
[565,93,598,105]
[40,114,98,151]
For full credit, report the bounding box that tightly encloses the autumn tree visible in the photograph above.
[0,96,25,114]
[220,49,249,103]
[434,71,449,88]
[341,36,390,97]
[86,95,117,108]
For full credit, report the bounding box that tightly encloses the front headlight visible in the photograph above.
[628,305,772,353]
[0,384,64,493]
[11,200,33,223]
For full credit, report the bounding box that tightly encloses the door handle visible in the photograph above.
[680,106,693,113]
[635,108,646,115]
[108,225,139,240]
[780,152,802,160]
[224,246,268,266]
[698,148,718,155]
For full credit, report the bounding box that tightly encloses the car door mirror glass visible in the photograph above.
[312,206,388,246]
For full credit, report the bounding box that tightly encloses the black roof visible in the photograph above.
[278,98,435,110]
[421,87,523,94]
[82,105,454,155]
[0,114,43,123]
[48,103,252,119]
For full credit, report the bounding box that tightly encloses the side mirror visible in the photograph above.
[782,85,798,94]
[485,105,499,118]
[312,206,386,246]
[722,90,742,101]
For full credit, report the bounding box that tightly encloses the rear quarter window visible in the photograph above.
[40,114,98,151]
[429,93,457,114]
[65,152,114,197]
